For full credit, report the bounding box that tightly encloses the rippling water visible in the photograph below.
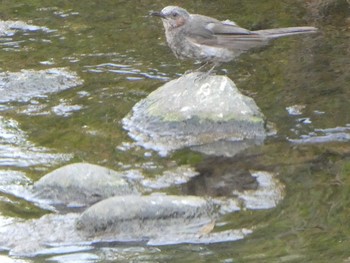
[0,0,349,262]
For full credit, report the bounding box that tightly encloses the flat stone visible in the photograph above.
[76,194,216,238]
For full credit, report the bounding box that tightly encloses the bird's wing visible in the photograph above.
[186,15,268,51]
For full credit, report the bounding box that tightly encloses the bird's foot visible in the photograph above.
[183,62,209,76]
[183,62,219,81]
[193,63,217,81]
[193,71,213,82]
[195,62,210,72]
[184,69,195,75]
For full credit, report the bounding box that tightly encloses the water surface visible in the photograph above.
[0,0,349,262]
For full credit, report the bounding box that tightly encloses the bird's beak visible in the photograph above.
[150,11,166,19]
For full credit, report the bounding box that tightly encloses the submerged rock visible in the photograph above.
[123,72,266,156]
[232,171,285,210]
[33,163,140,207]
[0,68,83,103]
[0,20,50,37]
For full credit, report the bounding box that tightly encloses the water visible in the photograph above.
[0,0,349,262]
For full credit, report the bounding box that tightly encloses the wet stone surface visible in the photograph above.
[33,163,140,208]
[123,72,267,156]
[76,195,216,237]
[0,68,83,103]
[0,162,284,257]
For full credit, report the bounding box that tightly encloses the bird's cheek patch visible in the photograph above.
[175,17,186,27]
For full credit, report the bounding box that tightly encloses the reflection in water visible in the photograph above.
[289,125,350,144]
[0,20,54,53]
[0,117,72,168]
[51,100,84,117]
[84,62,170,81]
[0,68,83,103]
[0,0,349,262]
[0,20,51,37]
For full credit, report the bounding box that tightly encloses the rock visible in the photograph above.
[123,72,266,156]
[33,163,140,207]
[0,68,83,103]
[231,171,285,210]
[0,198,248,257]
[76,194,216,238]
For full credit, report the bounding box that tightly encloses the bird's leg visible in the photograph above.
[201,62,220,78]
[184,61,209,76]
[184,62,209,75]
[206,62,220,75]
[195,61,210,72]
[193,62,222,82]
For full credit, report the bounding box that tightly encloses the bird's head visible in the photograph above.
[151,6,190,29]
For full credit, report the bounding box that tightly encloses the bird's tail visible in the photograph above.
[255,26,318,39]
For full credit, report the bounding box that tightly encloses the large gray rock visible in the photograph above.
[33,163,140,207]
[76,195,216,238]
[123,72,266,156]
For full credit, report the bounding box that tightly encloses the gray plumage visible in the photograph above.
[151,6,317,64]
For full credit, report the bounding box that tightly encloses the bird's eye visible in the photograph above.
[172,12,178,18]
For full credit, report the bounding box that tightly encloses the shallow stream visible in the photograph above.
[0,0,349,262]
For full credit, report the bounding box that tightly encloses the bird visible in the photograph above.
[151,6,317,73]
